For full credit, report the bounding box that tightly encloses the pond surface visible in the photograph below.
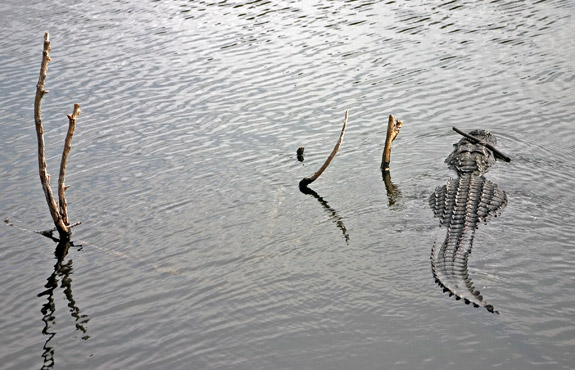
[1,0,574,369]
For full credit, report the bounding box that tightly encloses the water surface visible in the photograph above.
[1,0,574,369]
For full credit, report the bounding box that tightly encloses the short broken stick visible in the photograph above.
[299,110,348,189]
[381,114,404,172]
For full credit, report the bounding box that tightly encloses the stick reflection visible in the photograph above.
[299,185,350,244]
[38,240,89,370]
[382,170,401,207]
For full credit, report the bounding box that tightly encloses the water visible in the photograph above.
[1,0,574,369]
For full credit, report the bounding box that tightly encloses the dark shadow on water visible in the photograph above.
[38,239,89,370]
[299,185,350,244]
[382,170,402,207]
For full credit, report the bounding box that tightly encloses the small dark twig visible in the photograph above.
[296,147,305,162]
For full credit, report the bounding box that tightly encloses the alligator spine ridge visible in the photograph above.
[429,130,507,314]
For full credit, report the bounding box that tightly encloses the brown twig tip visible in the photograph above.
[381,114,404,171]
[43,32,51,60]
[299,110,348,188]
[67,104,81,120]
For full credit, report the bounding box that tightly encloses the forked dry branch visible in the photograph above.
[34,32,81,240]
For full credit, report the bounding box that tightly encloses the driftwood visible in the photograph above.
[299,110,348,189]
[452,127,511,162]
[381,114,404,172]
[34,32,80,240]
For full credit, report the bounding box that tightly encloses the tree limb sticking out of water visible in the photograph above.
[381,114,404,172]
[34,32,81,241]
[299,110,348,189]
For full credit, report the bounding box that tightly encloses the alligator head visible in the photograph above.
[445,129,498,175]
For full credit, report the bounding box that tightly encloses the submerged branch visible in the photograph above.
[299,110,348,189]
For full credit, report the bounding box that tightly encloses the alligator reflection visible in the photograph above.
[382,170,401,207]
[38,240,89,370]
[299,185,350,244]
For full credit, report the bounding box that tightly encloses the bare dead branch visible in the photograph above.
[58,104,80,226]
[299,110,348,189]
[34,32,70,239]
[381,114,404,172]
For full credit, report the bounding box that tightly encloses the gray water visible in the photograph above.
[1,0,574,369]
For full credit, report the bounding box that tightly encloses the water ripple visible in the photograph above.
[1,0,574,369]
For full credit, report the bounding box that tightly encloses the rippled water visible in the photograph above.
[1,0,574,369]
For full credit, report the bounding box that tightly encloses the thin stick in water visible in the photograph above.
[299,110,348,189]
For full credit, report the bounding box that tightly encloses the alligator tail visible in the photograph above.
[429,175,507,314]
[430,234,498,314]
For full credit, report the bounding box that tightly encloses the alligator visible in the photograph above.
[429,128,509,314]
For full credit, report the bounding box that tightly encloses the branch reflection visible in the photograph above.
[299,185,350,244]
[38,240,89,370]
[382,170,402,207]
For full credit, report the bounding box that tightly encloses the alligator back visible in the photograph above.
[430,130,507,313]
